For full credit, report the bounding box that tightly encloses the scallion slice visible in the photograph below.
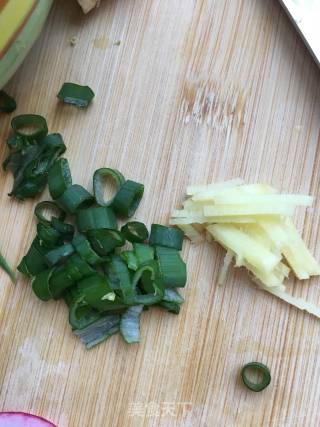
[111,180,144,217]
[57,82,95,108]
[155,246,187,288]
[241,362,271,392]
[18,238,50,277]
[120,305,143,343]
[74,314,121,349]
[57,184,94,214]
[68,294,102,330]
[132,261,164,305]
[35,201,66,225]
[32,269,54,301]
[37,223,62,248]
[11,114,48,142]
[51,217,75,241]
[120,250,139,271]
[0,90,16,113]
[48,158,72,199]
[72,234,102,265]
[121,221,149,243]
[93,168,125,206]
[0,251,16,284]
[149,224,184,250]
[87,229,125,256]
[133,243,154,265]
[45,243,74,267]
[76,206,117,232]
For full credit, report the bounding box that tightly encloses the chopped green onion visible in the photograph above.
[18,238,50,277]
[45,243,74,267]
[49,265,75,299]
[63,254,95,281]
[132,261,164,305]
[133,243,154,265]
[93,168,125,206]
[109,255,134,303]
[51,217,75,241]
[120,250,139,271]
[149,224,184,250]
[111,180,144,217]
[72,234,102,265]
[87,229,125,256]
[121,221,149,243]
[77,273,126,311]
[11,114,48,142]
[159,289,184,314]
[57,184,94,214]
[32,269,54,301]
[241,362,271,392]
[74,314,120,349]
[120,305,143,343]
[0,251,16,284]
[6,135,25,151]
[76,206,117,232]
[48,158,72,199]
[155,246,187,288]
[0,90,16,113]
[68,294,102,330]
[35,201,66,225]
[37,223,62,248]
[57,82,95,108]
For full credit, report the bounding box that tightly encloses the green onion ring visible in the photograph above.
[57,184,94,214]
[121,221,149,243]
[11,114,48,142]
[111,180,144,218]
[93,168,125,206]
[57,82,95,108]
[35,201,66,225]
[149,224,184,250]
[241,362,271,392]
[48,158,72,199]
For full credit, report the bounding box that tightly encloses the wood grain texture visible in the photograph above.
[0,1,319,426]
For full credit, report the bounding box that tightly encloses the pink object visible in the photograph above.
[0,412,56,427]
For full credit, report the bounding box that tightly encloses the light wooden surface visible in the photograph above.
[0,1,320,426]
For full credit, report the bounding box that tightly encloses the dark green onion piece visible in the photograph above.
[155,246,187,288]
[133,243,154,265]
[78,273,125,312]
[49,265,75,299]
[109,255,134,303]
[51,217,75,241]
[6,135,25,151]
[57,184,94,214]
[111,180,144,217]
[76,206,117,232]
[64,288,102,330]
[93,168,125,206]
[87,229,125,256]
[120,250,139,271]
[32,269,54,301]
[241,362,271,392]
[72,234,102,265]
[149,224,184,250]
[35,201,66,225]
[37,223,62,248]
[45,243,74,267]
[132,261,164,305]
[11,114,48,142]
[0,90,16,113]
[120,305,143,343]
[159,289,184,314]
[0,251,16,284]
[121,221,149,243]
[17,238,50,277]
[57,82,95,108]
[64,254,95,281]
[74,314,120,349]
[48,158,72,199]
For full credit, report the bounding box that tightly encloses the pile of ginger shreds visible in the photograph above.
[170,179,320,318]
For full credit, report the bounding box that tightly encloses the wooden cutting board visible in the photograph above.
[0,1,319,426]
